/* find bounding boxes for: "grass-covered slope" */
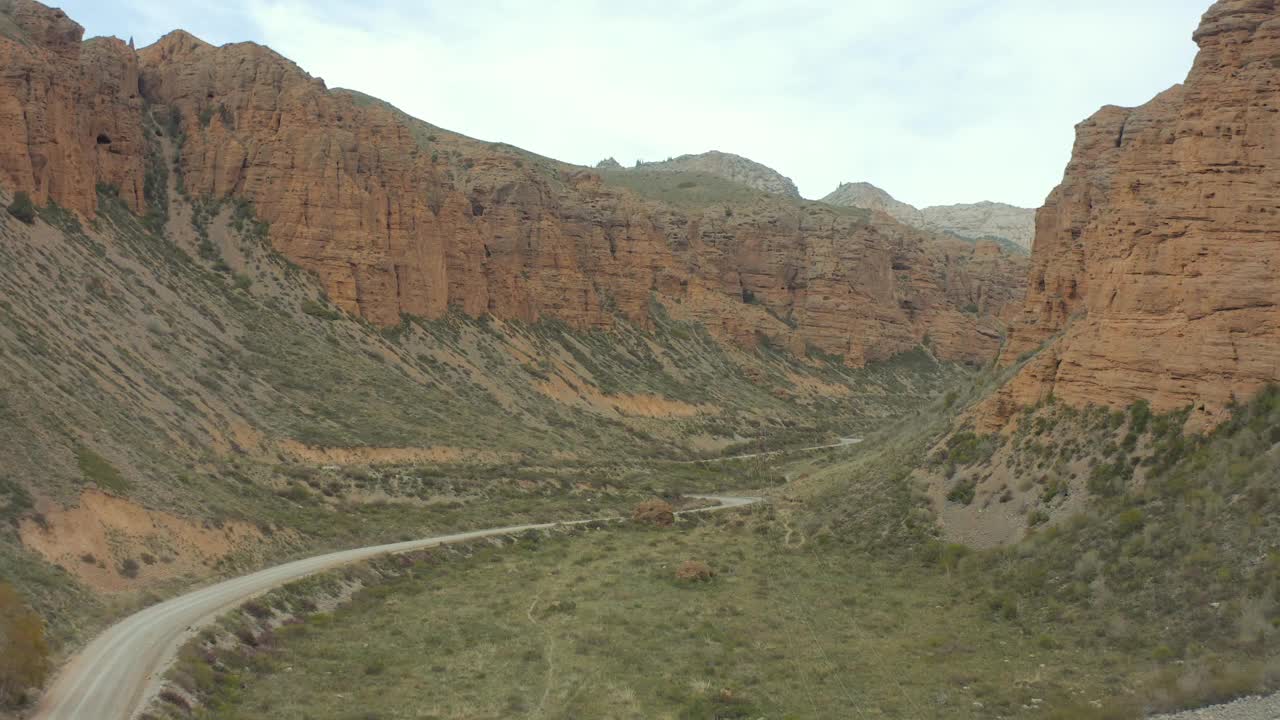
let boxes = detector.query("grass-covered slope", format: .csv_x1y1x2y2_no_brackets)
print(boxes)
154,380,1280,719
0,174,965,711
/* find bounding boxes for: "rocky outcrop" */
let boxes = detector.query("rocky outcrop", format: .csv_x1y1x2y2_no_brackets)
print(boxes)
920,202,1035,252
630,151,802,198
984,0,1280,430
0,1,1025,368
823,182,924,226
823,182,1035,251
0,1,146,216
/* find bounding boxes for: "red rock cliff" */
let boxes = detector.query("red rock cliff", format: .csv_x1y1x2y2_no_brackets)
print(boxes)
988,0,1280,429
0,1,146,214
0,1,1025,367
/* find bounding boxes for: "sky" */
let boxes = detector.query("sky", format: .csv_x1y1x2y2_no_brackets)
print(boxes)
60,1,1209,208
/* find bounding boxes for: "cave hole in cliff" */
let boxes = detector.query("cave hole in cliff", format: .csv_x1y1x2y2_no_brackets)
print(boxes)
471,201,485,217
96,134,111,145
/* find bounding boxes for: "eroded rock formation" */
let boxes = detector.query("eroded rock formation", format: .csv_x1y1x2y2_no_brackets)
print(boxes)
0,0,1025,367
984,0,1280,430
0,1,146,215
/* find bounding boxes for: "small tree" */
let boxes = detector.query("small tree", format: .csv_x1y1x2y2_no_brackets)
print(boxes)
6,192,36,224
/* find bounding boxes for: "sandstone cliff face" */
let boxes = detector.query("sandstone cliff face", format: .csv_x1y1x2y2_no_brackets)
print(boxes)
630,151,802,199
0,1,145,215
134,29,1024,365
0,1,1025,367
822,182,1035,251
985,0,1280,430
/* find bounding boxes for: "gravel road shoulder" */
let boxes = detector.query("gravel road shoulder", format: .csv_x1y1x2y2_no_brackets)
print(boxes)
1150,694,1280,720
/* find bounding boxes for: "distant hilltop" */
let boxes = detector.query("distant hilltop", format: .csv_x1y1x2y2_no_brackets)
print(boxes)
822,181,1034,252
603,151,801,199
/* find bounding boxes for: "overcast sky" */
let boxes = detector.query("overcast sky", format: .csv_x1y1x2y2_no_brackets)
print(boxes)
62,1,1208,208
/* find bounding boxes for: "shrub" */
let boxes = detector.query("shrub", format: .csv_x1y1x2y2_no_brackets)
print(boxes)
675,560,715,582
946,479,976,506
6,192,36,224
75,446,132,494
119,558,141,578
0,583,48,707
242,601,272,620
234,627,258,646
939,543,971,575
302,299,342,321
158,689,191,710
1115,509,1145,536
1130,400,1152,435
632,499,675,527
1087,461,1131,498
941,432,999,467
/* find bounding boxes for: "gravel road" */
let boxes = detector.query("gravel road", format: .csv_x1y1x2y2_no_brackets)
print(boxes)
32,494,759,720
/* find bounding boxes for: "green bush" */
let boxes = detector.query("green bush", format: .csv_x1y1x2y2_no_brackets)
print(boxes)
941,432,1000,467
1115,509,1145,536
1087,461,1131,498
75,446,132,494
6,192,36,224
302,299,342,321
0,583,48,707
946,479,976,506
1129,400,1152,435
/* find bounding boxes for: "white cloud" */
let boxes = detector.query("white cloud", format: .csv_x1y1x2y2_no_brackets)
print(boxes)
65,0,1208,208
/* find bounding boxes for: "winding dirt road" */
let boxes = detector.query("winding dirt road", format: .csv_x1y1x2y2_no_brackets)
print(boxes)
33,495,759,720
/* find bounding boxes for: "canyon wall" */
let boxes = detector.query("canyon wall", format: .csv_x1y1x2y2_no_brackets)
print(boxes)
984,0,1280,430
0,1,146,215
0,0,1025,367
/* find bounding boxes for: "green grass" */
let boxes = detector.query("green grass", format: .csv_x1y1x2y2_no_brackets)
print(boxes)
0,0,27,44
598,168,773,209
0,178,966,678
160,387,1280,719
170,519,1119,720
75,447,132,494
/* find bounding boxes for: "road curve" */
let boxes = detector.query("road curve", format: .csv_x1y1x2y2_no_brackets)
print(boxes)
33,495,760,720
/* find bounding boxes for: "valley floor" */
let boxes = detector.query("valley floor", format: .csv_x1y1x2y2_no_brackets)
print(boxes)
172,518,1116,720
143,387,1280,720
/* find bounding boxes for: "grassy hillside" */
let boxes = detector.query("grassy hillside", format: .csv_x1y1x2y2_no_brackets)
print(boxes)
150,374,1280,719
596,168,774,210
0,173,965,712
